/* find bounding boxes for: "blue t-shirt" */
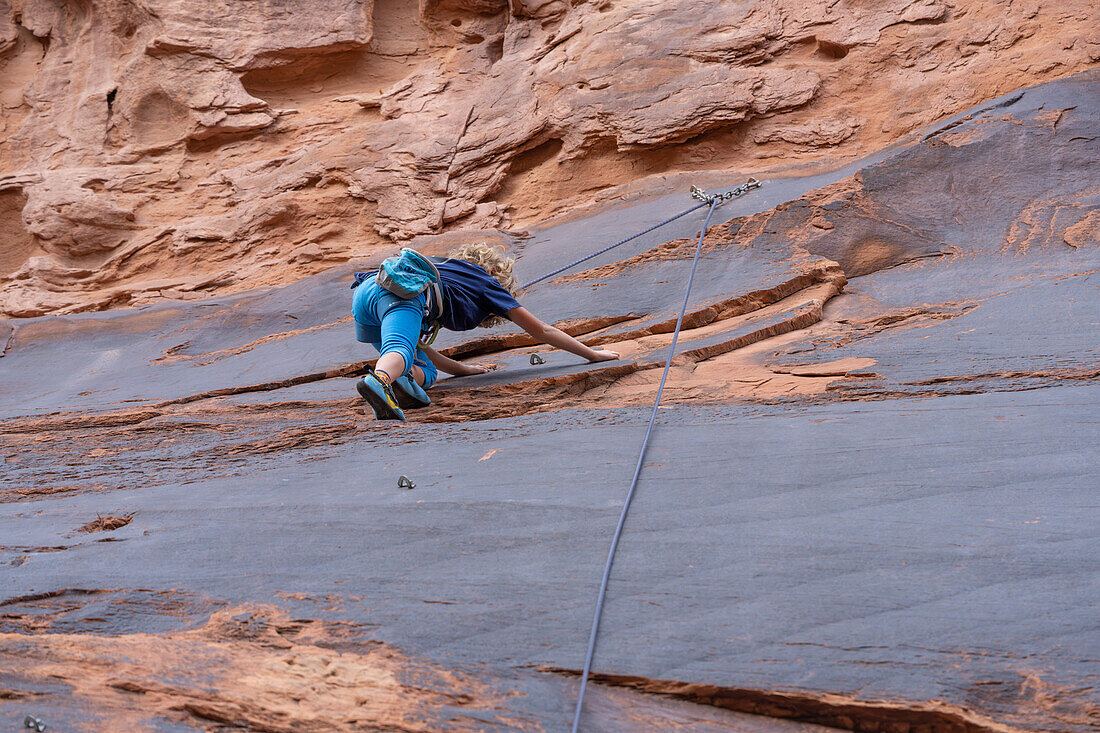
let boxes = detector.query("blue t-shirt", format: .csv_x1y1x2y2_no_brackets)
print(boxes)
351,258,521,332
434,259,521,331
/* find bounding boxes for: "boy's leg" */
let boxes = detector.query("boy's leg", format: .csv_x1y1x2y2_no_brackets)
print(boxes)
352,283,383,345
373,340,426,386
373,295,424,383
374,352,407,384
389,347,434,409
411,349,437,388
357,292,424,420
353,285,405,420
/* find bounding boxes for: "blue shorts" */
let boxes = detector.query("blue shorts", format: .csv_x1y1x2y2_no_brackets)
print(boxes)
352,283,437,387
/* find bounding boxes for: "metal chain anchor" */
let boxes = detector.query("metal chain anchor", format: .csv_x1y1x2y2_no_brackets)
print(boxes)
24,716,46,732
530,354,545,365
690,177,761,204
397,475,415,490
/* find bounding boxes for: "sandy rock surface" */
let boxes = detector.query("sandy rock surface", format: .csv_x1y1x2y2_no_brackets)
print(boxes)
1,69,1097,731
0,0,1096,317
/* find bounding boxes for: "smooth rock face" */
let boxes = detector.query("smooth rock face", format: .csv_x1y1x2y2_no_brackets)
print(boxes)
1,71,1097,732
1,0,1097,729
0,0,1097,317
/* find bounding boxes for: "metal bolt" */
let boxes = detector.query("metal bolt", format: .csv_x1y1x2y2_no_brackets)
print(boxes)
530,354,545,365
398,475,415,490
24,716,45,732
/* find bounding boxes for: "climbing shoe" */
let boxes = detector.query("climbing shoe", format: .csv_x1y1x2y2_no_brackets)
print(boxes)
392,374,431,409
357,373,406,421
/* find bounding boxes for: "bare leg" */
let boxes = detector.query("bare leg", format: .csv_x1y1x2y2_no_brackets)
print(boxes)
375,352,406,383
376,354,426,387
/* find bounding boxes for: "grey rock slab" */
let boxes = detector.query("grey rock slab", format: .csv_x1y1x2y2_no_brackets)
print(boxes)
2,70,1099,731
1,389,1097,728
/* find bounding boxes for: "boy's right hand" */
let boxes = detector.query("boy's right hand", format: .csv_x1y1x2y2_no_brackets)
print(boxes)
588,349,620,363
464,362,499,375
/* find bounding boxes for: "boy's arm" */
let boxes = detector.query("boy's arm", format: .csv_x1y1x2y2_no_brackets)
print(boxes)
420,345,496,376
506,307,619,362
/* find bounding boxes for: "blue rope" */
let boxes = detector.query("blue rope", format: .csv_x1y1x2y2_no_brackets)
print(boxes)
520,200,710,289
570,198,720,732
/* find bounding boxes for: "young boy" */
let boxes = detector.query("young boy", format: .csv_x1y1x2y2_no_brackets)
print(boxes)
352,243,620,421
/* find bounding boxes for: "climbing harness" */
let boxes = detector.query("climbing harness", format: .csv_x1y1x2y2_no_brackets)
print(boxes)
565,179,761,732
529,354,545,365
397,475,415,490
418,321,442,348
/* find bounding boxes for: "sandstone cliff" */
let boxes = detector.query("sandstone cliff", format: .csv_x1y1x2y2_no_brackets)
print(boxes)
1,3,1099,728
0,0,1096,317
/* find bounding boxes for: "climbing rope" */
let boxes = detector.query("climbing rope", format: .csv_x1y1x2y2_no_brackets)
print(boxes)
521,179,759,289
564,178,761,731
520,204,706,289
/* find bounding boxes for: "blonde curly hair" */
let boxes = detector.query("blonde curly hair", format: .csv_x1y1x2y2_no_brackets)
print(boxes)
450,242,518,328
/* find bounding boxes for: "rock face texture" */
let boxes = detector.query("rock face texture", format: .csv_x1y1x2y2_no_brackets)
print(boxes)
0,0,1097,317
1,69,1098,731
1,0,1098,730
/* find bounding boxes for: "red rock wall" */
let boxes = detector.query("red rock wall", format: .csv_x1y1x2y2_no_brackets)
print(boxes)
0,0,1095,317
